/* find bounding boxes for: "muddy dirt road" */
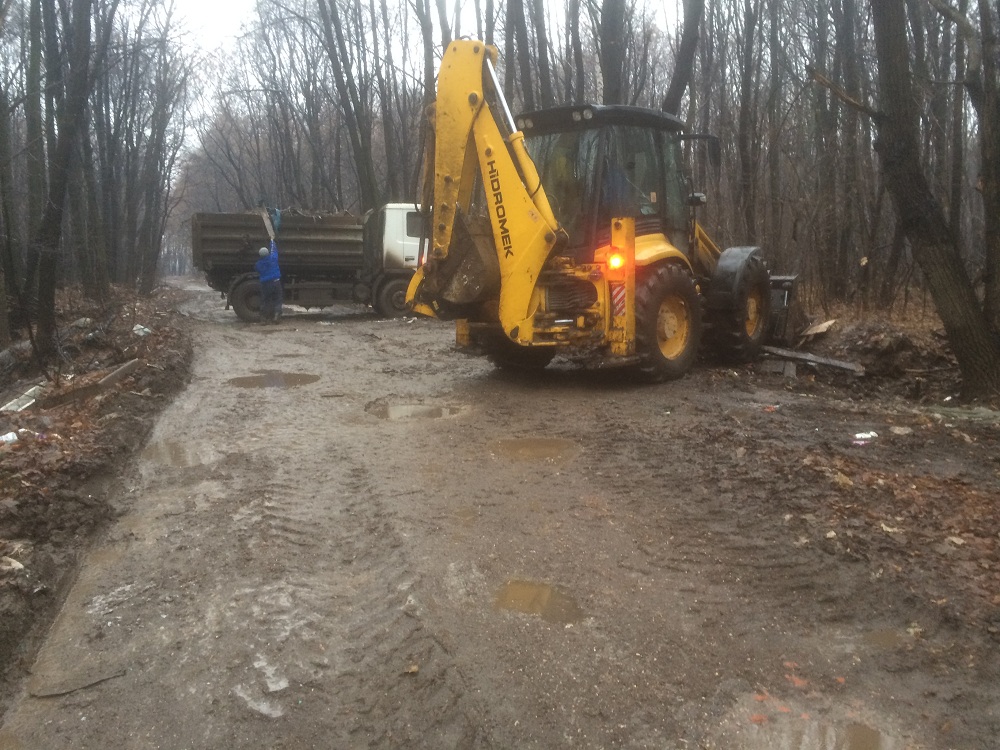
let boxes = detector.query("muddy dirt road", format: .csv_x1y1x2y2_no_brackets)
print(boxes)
2,281,999,749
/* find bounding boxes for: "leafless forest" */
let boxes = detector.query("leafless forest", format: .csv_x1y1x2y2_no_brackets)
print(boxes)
1,0,999,395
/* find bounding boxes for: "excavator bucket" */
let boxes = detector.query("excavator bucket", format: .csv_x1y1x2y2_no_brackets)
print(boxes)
429,211,501,308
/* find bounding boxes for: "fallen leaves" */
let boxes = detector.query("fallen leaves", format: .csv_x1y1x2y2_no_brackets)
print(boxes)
785,673,809,689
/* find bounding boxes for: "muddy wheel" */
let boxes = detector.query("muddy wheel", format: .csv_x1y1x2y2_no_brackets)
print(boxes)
231,279,262,323
634,264,702,382
480,330,556,371
376,277,410,318
709,254,771,363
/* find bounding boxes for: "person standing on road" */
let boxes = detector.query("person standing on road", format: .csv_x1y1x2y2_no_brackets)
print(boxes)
256,239,282,324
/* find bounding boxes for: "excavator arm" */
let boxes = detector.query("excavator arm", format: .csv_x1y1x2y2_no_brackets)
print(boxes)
407,41,565,341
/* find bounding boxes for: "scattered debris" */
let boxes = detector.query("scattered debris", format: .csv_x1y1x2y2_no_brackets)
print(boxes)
759,359,797,377
762,345,865,374
0,556,25,572
1,385,45,413
39,359,143,409
798,318,837,341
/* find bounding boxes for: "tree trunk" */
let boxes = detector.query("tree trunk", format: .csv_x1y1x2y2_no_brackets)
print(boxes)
975,0,1000,330
0,82,24,299
661,0,705,115
508,0,534,111
567,0,585,103
316,0,381,211
530,0,554,107
34,0,95,358
871,0,1000,399
599,0,626,105
736,0,761,242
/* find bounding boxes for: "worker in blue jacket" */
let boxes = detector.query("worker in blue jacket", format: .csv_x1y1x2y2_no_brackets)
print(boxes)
256,239,282,323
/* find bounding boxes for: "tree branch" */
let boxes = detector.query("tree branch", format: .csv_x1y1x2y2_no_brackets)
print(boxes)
807,65,882,120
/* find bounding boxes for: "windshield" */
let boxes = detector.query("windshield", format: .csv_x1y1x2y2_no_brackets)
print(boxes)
524,129,600,250
527,124,684,253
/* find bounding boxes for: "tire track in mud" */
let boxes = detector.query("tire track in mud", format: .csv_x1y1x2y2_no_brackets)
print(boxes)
251,448,485,747
192,320,489,747
1,302,492,749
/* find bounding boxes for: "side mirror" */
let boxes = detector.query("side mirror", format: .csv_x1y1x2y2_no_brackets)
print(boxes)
687,192,707,207
679,133,722,170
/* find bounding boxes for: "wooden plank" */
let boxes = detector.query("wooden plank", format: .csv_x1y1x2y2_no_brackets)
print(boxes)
258,207,276,241
762,346,865,374
39,359,143,409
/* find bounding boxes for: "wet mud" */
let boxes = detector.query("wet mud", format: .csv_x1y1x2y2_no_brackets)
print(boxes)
1,279,997,749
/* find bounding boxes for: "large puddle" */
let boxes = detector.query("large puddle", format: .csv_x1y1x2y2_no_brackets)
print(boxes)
367,403,464,420
746,719,896,749
494,580,584,625
227,371,320,389
492,438,580,463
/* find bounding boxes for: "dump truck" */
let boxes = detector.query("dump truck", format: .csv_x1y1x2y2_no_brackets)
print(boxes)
406,40,795,379
191,203,422,321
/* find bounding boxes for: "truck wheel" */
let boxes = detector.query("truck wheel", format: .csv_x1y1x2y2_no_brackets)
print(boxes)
634,264,702,382
375,277,410,317
231,279,262,322
480,330,556,371
708,254,771,363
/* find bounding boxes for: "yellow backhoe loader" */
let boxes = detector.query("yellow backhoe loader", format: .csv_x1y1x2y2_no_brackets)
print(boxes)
407,40,795,380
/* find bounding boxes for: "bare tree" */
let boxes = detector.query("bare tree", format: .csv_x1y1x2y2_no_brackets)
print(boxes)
870,0,1000,397
316,0,381,210
31,0,100,356
599,0,626,104
661,0,705,114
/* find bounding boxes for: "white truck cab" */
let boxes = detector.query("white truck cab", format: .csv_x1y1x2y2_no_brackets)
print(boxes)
379,203,423,271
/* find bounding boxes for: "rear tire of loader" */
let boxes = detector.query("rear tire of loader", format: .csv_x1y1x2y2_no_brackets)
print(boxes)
634,264,702,382
231,279,262,323
481,330,556,371
708,254,771,363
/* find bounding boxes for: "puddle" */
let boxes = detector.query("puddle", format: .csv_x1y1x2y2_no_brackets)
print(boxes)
494,580,584,624
492,438,580,462
839,724,885,749
368,403,463,420
227,371,320,389
142,440,216,467
863,628,908,649
732,703,904,750
756,721,891,749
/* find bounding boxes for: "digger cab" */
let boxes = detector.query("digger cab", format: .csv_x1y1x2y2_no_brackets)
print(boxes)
516,104,692,263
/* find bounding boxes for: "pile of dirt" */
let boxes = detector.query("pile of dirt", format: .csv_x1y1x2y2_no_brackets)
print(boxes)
777,307,972,405
0,286,192,686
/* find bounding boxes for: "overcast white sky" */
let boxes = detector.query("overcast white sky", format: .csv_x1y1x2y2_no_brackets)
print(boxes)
170,0,680,52
171,0,256,52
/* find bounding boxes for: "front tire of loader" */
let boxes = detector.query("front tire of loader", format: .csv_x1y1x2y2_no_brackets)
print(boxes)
231,278,262,323
635,264,702,382
708,254,771,363
375,277,410,317
480,330,556,371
